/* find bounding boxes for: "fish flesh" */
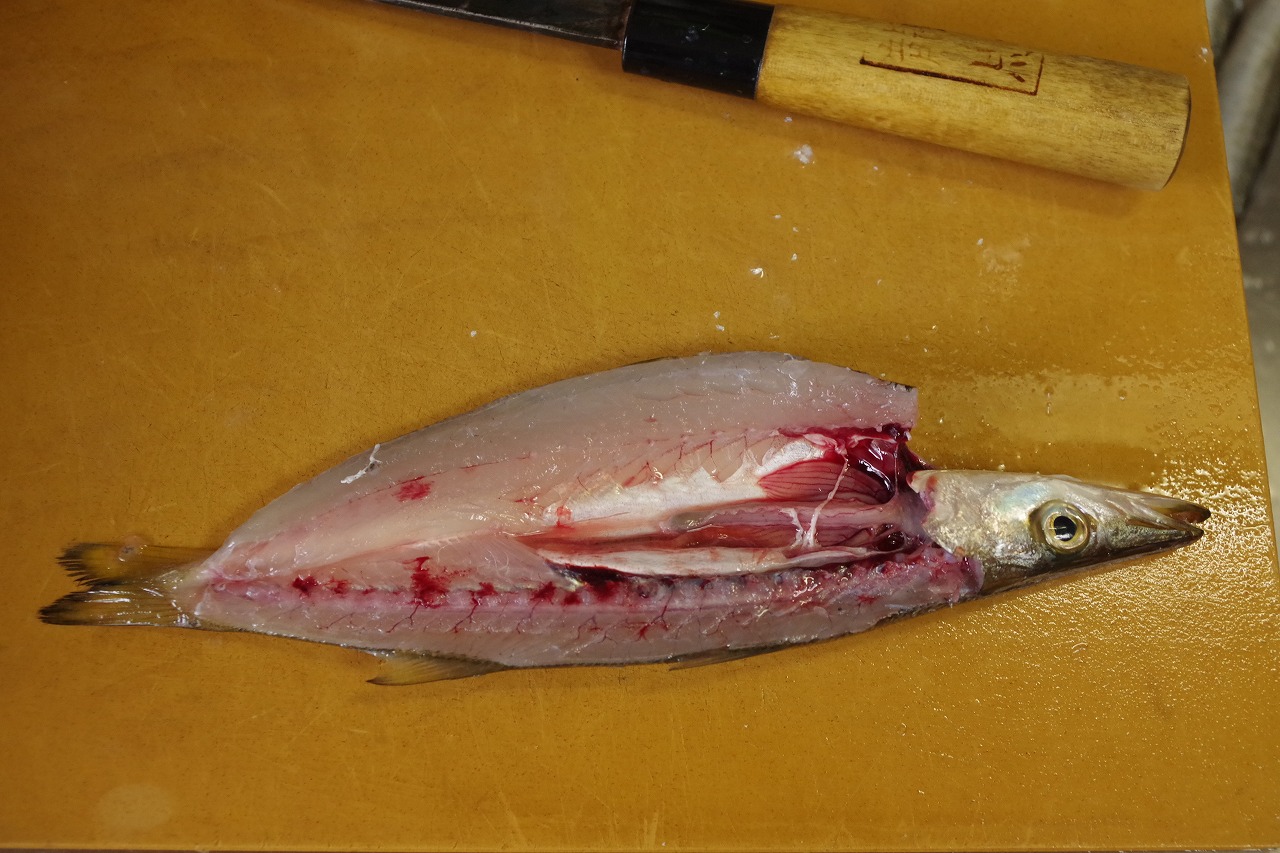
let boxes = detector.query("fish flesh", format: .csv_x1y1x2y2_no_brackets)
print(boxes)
40,353,1209,684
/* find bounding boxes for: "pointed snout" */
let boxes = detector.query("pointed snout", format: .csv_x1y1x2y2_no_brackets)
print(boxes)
1110,492,1210,555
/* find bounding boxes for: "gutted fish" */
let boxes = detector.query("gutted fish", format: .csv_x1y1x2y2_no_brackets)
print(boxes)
41,353,1209,684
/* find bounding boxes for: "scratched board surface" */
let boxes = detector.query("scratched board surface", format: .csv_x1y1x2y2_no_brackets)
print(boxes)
1,0,1277,849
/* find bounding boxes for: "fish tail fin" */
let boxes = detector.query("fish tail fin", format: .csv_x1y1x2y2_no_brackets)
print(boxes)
55,540,213,585
39,540,212,628
39,585,190,627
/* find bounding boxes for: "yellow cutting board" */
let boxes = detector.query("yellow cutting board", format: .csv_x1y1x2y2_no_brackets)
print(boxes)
1,0,1276,848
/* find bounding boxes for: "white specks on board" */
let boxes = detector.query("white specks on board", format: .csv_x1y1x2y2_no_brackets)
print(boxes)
469,329,477,338
749,267,765,278
792,144,814,165
790,253,798,262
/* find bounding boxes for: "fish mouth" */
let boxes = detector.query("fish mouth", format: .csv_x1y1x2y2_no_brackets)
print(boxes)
1115,493,1210,553
1142,492,1211,526
1134,492,1209,528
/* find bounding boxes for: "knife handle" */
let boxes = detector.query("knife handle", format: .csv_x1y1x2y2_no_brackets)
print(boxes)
621,0,1190,189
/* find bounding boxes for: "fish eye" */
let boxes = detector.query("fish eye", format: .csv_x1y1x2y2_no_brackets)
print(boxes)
1034,502,1091,554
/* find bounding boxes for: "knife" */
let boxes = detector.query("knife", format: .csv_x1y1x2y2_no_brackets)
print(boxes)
370,0,1191,190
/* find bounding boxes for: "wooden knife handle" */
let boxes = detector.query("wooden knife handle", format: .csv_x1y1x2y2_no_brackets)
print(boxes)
621,0,1191,189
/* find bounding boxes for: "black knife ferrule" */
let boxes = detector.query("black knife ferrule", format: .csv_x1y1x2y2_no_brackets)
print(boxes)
621,0,775,98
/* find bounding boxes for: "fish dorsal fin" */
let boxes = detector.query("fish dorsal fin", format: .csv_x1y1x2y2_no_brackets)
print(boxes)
668,646,780,670
365,650,509,685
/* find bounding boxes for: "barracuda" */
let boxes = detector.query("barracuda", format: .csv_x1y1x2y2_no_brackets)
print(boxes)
40,353,1208,684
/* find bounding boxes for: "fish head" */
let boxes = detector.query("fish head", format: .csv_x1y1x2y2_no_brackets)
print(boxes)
908,470,1209,592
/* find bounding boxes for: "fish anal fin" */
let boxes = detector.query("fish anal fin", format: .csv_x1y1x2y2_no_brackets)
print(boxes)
365,650,509,685
668,646,781,670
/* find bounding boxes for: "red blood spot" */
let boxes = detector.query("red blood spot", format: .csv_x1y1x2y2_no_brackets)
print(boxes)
410,566,449,608
555,505,573,528
563,590,583,606
532,582,558,603
394,477,432,502
292,575,319,595
328,579,350,595
476,582,497,597
403,556,449,607
857,594,879,605
584,578,622,602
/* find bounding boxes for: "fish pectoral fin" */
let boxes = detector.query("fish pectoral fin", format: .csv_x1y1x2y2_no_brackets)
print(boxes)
667,646,781,670
364,650,509,685
435,536,582,591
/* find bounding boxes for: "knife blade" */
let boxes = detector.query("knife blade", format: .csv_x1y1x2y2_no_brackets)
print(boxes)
373,0,629,49
368,0,1191,190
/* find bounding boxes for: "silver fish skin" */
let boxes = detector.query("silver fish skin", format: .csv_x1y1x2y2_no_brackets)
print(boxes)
910,470,1209,592
40,353,1209,684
